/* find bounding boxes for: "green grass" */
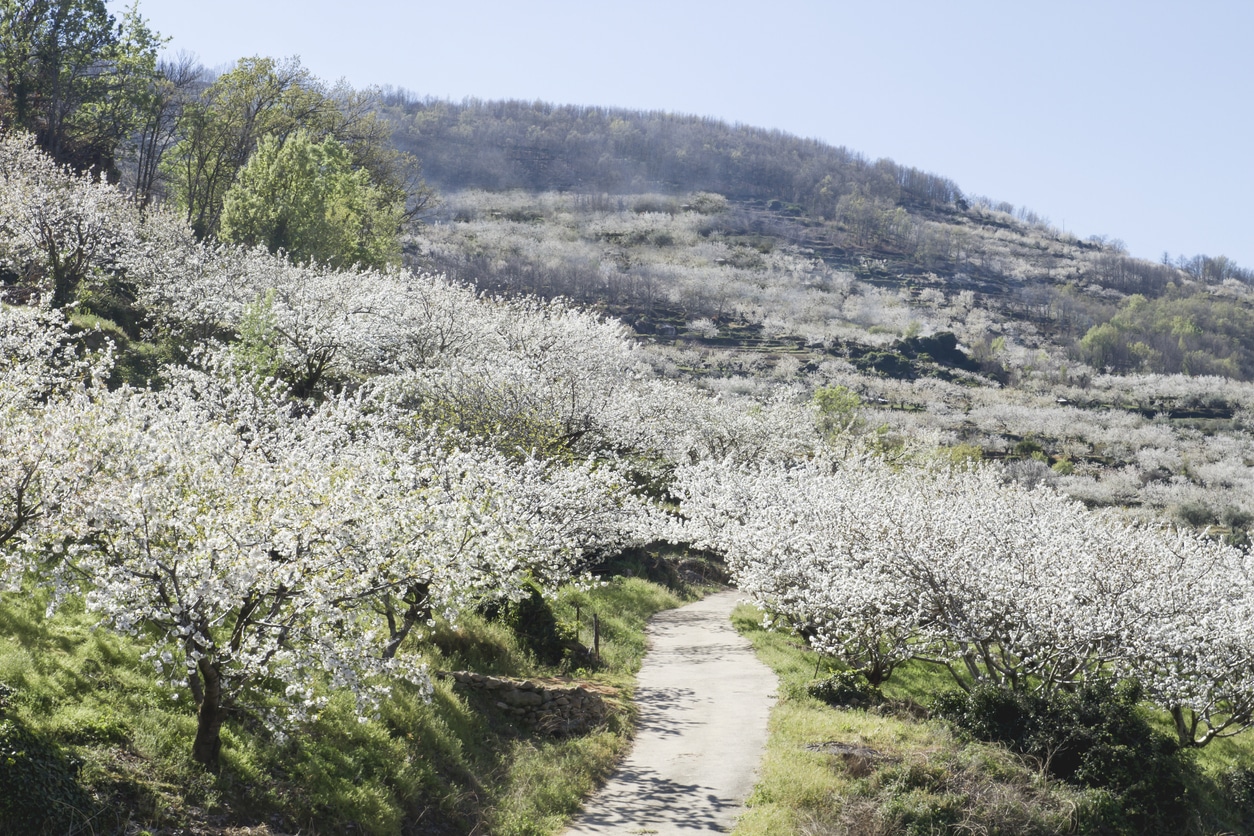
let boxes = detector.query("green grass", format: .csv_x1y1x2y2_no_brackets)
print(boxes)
729,605,1106,836
731,604,1254,835
0,575,695,835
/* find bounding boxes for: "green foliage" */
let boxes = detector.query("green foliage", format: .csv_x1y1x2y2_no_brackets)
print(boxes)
73,276,145,339
408,402,569,460
220,130,402,269
806,670,880,708
67,311,128,350
933,681,1195,835
855,349,914,378
893,331,979,372
76,2,165,174
941,443,984,465
813,384,862,438
109,338,179,389
230,289,282,379
0,685,94,835
164,56,329,236
68,306,180,390
847,335,983,383
1171,499,1214,528
165,55,426,240
1219,767,1254,832
1079,290,1254,378
876,762,966,836
0,0,162,173
1012,437,1044,458
1220,506,1252,547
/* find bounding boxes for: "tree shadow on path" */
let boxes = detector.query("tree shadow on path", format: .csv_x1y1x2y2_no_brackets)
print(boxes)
565,764,740,832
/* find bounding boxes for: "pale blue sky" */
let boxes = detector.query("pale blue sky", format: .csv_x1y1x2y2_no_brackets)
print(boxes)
113,0,1254,268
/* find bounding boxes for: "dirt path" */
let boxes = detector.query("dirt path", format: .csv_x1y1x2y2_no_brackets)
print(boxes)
563,590,777,835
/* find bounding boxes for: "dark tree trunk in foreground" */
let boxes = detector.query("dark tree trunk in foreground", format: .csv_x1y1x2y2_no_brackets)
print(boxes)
192,658,224,767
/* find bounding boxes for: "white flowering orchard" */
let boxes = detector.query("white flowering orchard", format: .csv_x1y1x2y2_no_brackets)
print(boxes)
5,125,1252,770
675,455,1254,746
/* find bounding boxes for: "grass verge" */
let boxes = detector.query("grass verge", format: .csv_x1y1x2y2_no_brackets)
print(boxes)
729,604,1254,836
0,575,698,835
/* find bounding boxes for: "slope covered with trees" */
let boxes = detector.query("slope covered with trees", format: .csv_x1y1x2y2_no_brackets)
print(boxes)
4,14,1254,831
0,125,811,832
386,96,963,213
389,96,1254,388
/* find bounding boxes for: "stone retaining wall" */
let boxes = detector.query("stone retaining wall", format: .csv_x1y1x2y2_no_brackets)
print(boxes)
438,670,609,735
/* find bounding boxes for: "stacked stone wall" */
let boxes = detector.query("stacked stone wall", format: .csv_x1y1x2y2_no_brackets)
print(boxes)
438,670,609,735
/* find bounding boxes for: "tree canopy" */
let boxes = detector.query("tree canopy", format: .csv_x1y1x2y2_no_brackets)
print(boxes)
220,130,402,270
0,0,162,174
164,55,429,240
1079,290,1254,378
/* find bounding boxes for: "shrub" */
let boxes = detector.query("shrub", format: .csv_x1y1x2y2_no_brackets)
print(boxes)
855,350,914,379
1220,767,1254,832
687,192,727,215
861,746,1078,836
1172,500,1214,528
1013,438,1044,458
807,670,880,709
933,681,1194,835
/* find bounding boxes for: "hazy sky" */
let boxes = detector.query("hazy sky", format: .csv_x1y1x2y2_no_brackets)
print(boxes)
112,0,1254,268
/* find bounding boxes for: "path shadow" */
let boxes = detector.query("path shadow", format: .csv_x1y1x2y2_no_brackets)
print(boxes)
634,685,701,736
566,764,739,833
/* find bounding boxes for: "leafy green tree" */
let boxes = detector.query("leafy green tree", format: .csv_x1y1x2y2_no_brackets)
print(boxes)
164,56,329,237
219,130,402,269
77,2,164,171
0,0,162,174
163,55,429,238
1078,291,1254,378
813,384,863,438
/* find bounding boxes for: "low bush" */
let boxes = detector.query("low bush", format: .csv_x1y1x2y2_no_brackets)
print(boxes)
933,680,1194,835
806,670,880,709
1219,767,1254,832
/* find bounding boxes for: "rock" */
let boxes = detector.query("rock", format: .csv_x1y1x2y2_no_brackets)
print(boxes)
502,688,544,707
445,670,610,734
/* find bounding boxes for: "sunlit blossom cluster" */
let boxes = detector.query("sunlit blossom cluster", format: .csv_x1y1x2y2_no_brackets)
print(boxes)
0,133,819,758
675,454,1254,746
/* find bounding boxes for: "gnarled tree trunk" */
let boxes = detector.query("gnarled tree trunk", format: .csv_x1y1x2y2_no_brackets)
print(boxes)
192,657,224,767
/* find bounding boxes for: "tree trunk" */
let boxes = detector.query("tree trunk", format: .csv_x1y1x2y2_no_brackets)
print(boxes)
51,267,76,309
191,658,224,767
382,582,431,660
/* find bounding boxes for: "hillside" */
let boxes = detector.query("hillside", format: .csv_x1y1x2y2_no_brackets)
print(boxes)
5,40,1254,834
388,97,1254,383
376,97,1254,542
